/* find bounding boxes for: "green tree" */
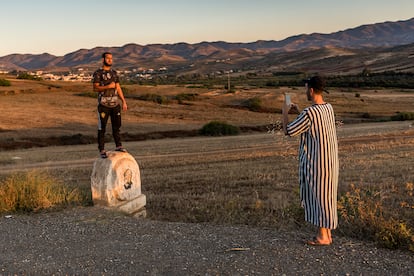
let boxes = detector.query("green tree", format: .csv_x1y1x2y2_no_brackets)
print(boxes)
0,78,11,86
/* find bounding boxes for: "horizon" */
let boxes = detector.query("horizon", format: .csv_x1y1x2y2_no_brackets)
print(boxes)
1,0,413,57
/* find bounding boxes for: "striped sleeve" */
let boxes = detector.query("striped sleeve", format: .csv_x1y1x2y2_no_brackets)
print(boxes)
286,109,311,137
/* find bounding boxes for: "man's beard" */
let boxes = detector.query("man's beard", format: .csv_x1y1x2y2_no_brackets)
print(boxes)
103,61,112,67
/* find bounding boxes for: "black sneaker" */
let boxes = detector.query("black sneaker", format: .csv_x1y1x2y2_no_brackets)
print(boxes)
115,147,127,152
100,151,108,158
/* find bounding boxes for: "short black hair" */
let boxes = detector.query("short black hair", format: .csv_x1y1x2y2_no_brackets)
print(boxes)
304,76,329,94
102,52,111,59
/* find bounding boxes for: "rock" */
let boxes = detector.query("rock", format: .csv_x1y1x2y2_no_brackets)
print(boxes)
90,151,146,215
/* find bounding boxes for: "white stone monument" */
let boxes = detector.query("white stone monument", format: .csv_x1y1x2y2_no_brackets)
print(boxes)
91,151,146,216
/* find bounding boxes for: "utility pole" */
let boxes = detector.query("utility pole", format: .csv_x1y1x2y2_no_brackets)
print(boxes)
227,71,230,92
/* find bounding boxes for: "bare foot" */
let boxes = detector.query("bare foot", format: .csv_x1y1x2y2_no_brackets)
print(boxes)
306,237,331,246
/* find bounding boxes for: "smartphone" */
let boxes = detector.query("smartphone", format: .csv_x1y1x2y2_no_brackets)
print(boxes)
284,94,291,106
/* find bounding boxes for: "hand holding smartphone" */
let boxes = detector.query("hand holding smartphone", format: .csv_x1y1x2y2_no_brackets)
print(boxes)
284,93,299,114
284,94,291,107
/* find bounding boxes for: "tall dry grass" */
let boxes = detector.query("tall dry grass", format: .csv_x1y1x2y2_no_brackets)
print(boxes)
0,170,89,213
338,183,414,251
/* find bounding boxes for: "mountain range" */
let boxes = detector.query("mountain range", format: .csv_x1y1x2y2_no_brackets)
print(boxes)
1,17,413,75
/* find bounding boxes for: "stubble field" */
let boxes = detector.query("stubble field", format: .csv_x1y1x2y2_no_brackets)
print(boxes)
0,76,413,250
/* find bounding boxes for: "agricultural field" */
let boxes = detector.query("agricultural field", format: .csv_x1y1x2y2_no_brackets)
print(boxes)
0,76,413,250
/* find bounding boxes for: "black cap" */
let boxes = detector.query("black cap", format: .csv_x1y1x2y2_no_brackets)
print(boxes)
304,76,330,94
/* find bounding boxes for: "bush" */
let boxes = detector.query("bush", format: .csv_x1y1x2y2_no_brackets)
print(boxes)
265,80,279,87
199,121,240,136
174,93,198,103
0,78,11,86
138,93,169,104
16,72,42,81
362,112,371,119
391,112,414,121
243,97,262,112
338,184,414,251
0,171,88,213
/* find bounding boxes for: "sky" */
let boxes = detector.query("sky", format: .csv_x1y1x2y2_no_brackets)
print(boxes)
1,0,413,57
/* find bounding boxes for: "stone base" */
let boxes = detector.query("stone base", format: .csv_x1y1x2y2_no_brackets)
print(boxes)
132,208,147,218
116,194,146,215
91,151,146,216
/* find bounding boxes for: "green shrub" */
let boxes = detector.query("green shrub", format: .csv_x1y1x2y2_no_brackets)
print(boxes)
0,78,11,86
391,112,414,121
199,121,240,136
174,93,198,103
243,97,262,112
138,93,169,104
16,72,42,81
362,112,371,119
265,80,279,87
0,171,88,213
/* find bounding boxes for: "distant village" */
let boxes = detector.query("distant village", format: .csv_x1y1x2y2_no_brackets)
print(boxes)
3,66,170,82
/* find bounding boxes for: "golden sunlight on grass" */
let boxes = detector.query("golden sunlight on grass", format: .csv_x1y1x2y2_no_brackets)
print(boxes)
0,170,89,213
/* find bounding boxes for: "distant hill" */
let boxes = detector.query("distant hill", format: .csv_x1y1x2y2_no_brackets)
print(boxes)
1,17,413,75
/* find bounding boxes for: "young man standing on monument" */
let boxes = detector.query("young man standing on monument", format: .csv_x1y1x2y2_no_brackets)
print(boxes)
93,52,128,158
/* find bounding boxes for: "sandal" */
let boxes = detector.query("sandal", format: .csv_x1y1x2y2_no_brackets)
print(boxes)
100,151,108,159
306,237,331,246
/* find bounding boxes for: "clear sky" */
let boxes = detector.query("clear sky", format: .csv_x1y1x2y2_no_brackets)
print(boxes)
1,0,413,57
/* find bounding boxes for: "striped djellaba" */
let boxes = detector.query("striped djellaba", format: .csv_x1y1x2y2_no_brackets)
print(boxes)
286,103,339,229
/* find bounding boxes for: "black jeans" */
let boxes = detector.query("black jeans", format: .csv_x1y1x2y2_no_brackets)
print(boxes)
97,104,122,151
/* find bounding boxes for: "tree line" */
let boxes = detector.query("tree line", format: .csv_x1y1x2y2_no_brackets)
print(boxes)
121,71,414,89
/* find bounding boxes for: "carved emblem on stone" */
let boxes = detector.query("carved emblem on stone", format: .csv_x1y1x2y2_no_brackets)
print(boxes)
124,169,133,190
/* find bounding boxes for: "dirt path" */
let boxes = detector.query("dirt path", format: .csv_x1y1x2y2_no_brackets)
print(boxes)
1,207,413,275
1,130,413,174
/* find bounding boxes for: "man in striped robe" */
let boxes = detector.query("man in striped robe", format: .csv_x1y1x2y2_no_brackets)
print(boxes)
282,76,339,246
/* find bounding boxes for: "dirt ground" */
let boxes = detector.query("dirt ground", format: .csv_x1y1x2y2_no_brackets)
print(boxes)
1,124,413,275
1,80,413,141
1,80,413,274
1,206,413,275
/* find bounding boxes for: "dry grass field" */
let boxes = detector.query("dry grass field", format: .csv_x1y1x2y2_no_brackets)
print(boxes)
1,76,413,250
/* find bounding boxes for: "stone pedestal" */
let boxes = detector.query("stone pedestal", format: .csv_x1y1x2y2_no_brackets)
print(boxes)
91,151,146,216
